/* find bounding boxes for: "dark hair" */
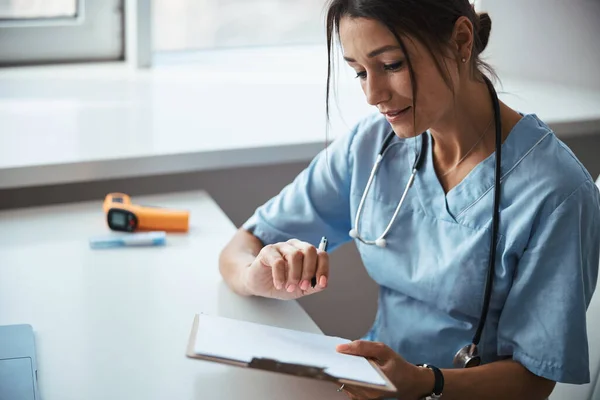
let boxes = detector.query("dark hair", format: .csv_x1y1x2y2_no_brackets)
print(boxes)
325,0,495,129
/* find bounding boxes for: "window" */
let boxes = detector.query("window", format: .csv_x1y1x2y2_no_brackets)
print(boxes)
0,0,123,66
0,0,77,19
152,0,328,53
149,1,484,66
0,1,485,67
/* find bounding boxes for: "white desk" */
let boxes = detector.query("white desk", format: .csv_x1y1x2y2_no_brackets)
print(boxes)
0,190,347,400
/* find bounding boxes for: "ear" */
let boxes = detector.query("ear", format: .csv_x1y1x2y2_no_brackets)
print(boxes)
452,16,475,64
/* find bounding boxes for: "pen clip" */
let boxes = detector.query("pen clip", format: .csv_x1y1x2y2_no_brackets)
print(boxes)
318,236,328,252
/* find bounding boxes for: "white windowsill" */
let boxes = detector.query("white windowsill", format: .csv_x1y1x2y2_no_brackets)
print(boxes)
1,46,599,190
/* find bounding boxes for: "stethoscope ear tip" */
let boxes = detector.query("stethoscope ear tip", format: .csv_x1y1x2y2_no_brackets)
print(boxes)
375,238,387,248
349,229,358,239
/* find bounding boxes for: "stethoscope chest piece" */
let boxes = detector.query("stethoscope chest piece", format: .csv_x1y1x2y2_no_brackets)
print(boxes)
453,343,481,368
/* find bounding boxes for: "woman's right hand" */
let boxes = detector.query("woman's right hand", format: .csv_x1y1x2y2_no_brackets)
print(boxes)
242,239,329,300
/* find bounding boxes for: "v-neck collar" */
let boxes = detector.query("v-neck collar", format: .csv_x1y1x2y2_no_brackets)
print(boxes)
413,114,549,223
413,133,457,222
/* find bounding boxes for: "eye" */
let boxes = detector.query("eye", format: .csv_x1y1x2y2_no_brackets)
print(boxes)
384,61,404,71
355,71,367,80
354,60,403,80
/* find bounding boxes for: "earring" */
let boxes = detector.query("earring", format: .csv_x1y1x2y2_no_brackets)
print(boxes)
461,57,467,63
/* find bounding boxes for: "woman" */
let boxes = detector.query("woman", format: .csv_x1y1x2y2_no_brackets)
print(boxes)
219,1,600,399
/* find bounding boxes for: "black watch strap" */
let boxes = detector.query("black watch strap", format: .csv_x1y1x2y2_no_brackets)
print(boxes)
417,363,444,397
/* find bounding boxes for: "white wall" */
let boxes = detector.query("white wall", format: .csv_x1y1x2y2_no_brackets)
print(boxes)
481,0,600,90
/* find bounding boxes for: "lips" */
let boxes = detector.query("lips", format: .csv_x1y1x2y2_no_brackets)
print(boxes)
382,106,411,123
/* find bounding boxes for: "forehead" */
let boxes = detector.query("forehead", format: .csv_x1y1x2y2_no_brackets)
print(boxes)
338,17,396,50
338,16,418,58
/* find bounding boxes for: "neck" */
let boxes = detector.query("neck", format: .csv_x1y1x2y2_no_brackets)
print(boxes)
429,78,495,170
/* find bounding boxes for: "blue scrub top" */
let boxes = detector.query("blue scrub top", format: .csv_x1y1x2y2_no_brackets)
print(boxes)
242,113,600,384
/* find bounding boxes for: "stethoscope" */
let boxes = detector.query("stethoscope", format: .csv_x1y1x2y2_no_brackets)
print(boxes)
350,76,502,368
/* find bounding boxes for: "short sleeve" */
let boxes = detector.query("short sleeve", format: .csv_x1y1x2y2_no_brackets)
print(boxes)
497,180,600,384
241,124,359,251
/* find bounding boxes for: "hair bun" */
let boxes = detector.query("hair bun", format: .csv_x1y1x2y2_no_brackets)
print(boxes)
477,12,492,52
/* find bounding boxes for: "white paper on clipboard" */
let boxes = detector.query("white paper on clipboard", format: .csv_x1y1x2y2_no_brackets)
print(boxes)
189,314,388,387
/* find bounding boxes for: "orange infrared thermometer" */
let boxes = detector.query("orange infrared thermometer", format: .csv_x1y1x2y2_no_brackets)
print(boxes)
103,193,190,233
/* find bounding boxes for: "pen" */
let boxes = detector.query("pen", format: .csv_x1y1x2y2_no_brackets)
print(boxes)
311,236,328,288
89,231,166,249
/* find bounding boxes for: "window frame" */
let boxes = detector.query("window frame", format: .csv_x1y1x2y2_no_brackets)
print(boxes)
0,0,124,66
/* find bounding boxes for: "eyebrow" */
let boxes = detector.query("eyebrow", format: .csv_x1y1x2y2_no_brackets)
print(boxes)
343,45,402,63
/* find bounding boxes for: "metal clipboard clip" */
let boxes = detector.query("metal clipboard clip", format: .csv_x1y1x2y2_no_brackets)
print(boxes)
248,357,338,383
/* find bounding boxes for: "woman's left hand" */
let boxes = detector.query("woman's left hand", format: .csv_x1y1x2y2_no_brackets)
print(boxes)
335,340,432,400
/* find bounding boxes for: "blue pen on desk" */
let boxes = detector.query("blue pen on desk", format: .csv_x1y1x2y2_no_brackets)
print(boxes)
311,236,328,288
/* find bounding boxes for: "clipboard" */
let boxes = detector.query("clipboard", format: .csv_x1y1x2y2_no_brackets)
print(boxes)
185,314,397,394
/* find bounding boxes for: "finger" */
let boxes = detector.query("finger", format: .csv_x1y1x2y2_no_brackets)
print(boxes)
336,340,392,361
287,239,317,291
275,242,304,292
260,245,287,290
314,249,330,289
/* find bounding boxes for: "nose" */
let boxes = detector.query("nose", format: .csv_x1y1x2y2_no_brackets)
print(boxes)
364,74,391,106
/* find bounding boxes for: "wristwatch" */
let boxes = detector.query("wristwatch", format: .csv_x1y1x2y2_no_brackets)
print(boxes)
417,363,444,399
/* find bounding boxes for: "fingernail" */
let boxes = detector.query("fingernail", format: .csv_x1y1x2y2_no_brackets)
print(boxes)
319,275,327,288
287,284,296,293
337,343,350,352
300,280,309,291
275,282,282,290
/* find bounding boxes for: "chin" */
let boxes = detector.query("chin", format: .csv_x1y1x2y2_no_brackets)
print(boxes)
390,122,419,138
